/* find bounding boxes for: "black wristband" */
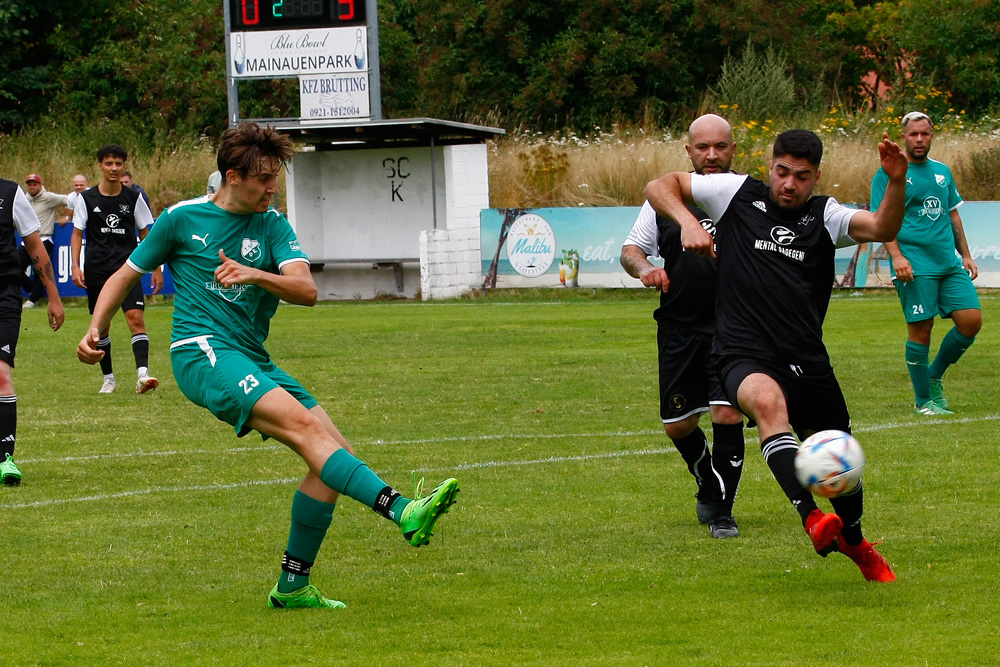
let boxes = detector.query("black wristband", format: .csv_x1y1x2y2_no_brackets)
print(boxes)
281,551,314,576
373,485,401,519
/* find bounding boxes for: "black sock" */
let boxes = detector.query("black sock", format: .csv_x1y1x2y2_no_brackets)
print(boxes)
98,336,113,376
131,333,149,369
672,427,721,497
0,395,15,458
761,432,816,522
712,422,745,511
830,483,864,545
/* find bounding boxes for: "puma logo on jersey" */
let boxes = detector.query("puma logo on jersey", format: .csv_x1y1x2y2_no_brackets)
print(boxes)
753,200,767,213
192,233,210,248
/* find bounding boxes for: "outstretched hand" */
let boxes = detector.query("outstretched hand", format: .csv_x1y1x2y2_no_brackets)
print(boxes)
77,328,105,364
877,132,908,180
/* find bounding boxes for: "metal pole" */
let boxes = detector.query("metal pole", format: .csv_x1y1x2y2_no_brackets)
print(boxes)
366,0,382,120
222,0,240,126
430,135,438,230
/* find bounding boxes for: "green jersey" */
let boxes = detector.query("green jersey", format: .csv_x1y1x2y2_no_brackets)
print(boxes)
871,158,963,276
127,196,309,360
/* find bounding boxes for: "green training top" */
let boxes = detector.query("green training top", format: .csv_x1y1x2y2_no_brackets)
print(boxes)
127,196,309,361
871,158,963,276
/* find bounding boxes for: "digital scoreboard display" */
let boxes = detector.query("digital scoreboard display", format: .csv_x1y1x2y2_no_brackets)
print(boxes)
230,0,366,31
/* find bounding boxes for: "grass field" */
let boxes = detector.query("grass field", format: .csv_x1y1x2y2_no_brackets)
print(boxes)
4,290,999,666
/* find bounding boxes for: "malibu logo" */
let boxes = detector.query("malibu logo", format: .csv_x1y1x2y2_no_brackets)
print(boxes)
506,214,556,278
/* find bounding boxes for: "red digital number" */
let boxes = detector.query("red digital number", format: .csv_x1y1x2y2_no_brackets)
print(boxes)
242,0,260,25
338,0,354,20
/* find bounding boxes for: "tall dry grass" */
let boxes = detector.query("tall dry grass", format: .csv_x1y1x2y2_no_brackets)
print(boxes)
489,125,1000,208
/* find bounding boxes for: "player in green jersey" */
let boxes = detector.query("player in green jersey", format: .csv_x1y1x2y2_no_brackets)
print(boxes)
77,122,459,609
871,112,982,416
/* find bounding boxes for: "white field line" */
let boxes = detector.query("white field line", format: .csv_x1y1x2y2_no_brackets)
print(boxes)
3,414,996,510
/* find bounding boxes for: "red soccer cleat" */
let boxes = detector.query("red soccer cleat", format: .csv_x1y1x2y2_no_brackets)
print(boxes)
839,537,896,582
804,509,843,557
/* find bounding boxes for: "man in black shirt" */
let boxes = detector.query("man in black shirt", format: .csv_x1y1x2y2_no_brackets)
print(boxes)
72,144,162,394
621,114,744,539
645,130,907,582
0,178,64,485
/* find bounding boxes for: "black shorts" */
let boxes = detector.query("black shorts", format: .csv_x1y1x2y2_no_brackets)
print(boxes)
0,281,22,367
86,273,146,315
657,323,729,423
720,358,851,440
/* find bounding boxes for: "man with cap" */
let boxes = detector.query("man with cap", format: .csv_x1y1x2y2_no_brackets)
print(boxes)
19,174,68,309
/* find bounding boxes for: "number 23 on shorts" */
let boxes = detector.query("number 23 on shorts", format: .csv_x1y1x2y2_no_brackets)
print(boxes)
240,373,260,394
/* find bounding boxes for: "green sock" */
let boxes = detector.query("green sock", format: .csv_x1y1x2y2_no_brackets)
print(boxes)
278,491,335,593
319,449,410,524
905,340,931,405
929,327,975,379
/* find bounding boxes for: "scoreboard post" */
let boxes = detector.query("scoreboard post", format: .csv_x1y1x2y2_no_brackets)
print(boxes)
223,0,381,125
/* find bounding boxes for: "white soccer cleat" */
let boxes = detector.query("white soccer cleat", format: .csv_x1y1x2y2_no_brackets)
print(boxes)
99,377,116,394
136,375,159,394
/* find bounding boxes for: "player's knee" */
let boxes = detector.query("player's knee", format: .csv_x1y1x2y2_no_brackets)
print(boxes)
711,405,743,425
664,416,699,440
957,312,983,338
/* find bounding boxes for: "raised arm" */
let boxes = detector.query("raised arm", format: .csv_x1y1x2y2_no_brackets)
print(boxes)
644,172,714,257
849,133,908,243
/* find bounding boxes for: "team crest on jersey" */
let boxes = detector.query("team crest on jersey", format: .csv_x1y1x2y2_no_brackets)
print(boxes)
770,226,797,245
921,196,943,220
796,213,815,226
241,238,262,262
119,204,131,214
935,174,946,186
289,240,301,251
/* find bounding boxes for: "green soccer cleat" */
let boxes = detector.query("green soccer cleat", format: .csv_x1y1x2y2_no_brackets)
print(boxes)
928,377,949,411
1,453,22,486
914,400,954,416
267,584,346,609
399,477,460,547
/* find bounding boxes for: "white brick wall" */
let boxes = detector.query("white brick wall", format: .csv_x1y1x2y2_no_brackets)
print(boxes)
420,144,490,300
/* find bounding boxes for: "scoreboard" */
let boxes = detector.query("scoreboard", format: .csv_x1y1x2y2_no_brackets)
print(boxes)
229,0,366,31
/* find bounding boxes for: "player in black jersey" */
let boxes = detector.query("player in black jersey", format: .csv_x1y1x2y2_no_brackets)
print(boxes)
621,114,744,539
645,130,908,582
0,179,64,486
71,145,162,395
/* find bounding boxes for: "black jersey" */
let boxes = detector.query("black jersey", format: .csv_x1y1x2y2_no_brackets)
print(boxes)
652,205,717,334
1,179,41,285
696,175,856,367
76,185,151,278
0,179,20,283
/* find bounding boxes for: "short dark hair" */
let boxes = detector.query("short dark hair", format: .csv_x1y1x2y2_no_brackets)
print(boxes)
772,130,823,168
97,144,128,162
216,122,295,179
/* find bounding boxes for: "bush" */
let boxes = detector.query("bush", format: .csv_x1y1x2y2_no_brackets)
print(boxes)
710,41,797,123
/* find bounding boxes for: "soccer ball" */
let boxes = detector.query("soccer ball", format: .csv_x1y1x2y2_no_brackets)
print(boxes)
794,430,866,498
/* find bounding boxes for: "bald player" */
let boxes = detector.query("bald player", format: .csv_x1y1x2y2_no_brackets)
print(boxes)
620,114,745,539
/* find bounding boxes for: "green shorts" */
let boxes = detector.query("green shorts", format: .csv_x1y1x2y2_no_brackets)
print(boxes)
894,265,981,323
170,335,318,438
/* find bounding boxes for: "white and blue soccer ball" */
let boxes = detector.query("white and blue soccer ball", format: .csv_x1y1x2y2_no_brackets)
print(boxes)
794,430,866,498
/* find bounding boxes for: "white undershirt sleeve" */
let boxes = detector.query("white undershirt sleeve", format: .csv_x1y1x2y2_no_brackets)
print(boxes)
689,173,749,222
13,187,41,237
622,201,660,257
